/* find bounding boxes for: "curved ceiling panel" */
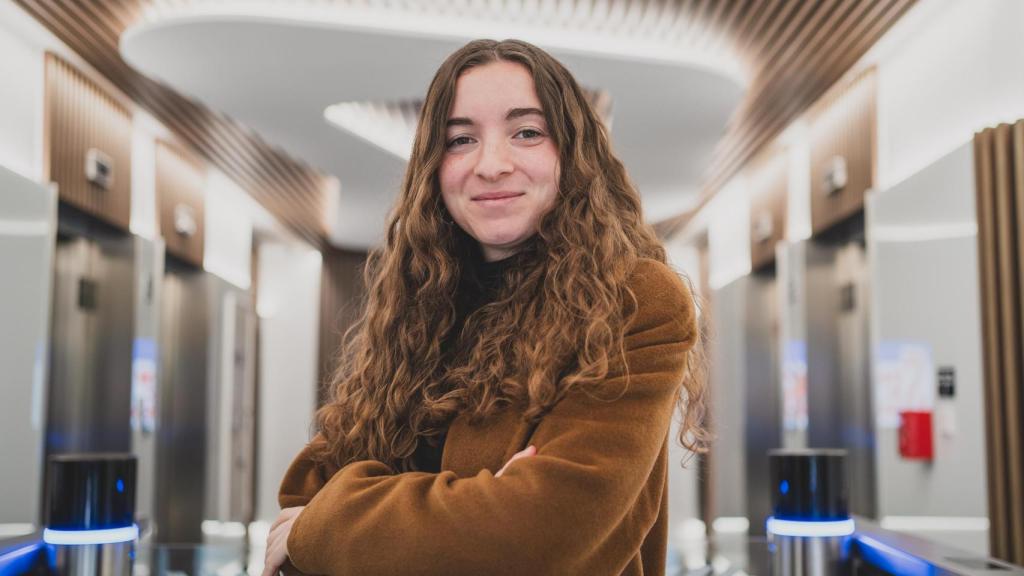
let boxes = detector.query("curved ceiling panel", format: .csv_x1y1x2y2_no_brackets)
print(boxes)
122,12,745,249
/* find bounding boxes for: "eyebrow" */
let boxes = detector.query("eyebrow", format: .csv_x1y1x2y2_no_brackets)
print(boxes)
446,107,546,128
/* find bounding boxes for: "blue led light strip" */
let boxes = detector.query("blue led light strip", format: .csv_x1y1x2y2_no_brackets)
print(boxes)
766,517,856,538
42,524,138,546
854,534,935,576
0,543,45,575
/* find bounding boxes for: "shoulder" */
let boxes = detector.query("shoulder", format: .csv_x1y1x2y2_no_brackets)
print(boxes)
626,258,693,307
623,258,698,347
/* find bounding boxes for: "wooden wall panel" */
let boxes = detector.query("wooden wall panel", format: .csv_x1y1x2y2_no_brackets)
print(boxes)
748,148,788,270
973,121,1024,564
21,2,331,248
45,53,132,231
156,140,205,267
317,248,368,406
808,68,877,236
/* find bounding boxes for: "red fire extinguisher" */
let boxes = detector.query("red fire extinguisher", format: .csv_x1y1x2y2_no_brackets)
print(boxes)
898,410,934,460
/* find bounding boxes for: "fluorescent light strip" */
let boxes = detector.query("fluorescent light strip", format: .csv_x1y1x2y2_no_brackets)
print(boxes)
201,520,247,538
872,222,977,243
712,517,750,534
880,516,989,532
0,524,36,538
43,524,138,546
766,517,855,538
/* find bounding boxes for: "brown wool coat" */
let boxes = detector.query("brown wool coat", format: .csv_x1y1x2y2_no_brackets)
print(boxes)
278,258,698,576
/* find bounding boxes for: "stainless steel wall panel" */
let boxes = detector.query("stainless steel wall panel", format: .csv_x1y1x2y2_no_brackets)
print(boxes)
131,235,164,536
744,271,782,535
710,276,749,522
804,241,843,450
205,277,256,525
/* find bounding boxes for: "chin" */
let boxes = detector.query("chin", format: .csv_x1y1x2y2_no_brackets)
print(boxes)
476,228,531,250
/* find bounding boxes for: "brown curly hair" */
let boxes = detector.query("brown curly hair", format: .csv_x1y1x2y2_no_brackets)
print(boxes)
314,39,708,472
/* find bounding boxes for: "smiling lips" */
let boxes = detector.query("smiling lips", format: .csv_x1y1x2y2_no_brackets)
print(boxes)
472,191,525,202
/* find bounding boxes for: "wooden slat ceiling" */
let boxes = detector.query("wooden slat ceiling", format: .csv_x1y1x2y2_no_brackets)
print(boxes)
659,0,917,235
16,0,917,247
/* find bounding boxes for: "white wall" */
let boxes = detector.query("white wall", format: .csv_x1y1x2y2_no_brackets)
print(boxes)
782,121,812,242
130,113,160,240
204,170,254,290
256,242,322,521
867,143,989,554
875,0,1024,190
706,176,751,290
663,239,703,544
681,0,1024,253
860,0,1022,550
0,3,67,533
0,5,44,182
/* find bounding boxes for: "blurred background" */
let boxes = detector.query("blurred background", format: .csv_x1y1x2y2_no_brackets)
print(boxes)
1,0,1023,574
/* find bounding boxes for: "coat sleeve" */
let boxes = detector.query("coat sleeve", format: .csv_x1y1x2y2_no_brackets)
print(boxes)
278,435,336,509
284,260,698,576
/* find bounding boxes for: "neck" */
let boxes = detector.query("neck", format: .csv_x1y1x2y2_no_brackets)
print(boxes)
481,245,518,262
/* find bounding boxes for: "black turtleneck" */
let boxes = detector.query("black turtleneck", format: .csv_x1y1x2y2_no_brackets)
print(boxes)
410,254,515,473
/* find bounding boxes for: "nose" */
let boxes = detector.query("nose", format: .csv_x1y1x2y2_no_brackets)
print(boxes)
473,140,514,181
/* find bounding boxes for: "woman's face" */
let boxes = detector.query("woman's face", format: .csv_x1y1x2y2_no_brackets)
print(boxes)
439,60,560,262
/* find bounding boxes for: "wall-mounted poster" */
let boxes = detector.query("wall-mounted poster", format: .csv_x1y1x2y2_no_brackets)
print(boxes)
782,339,808,431
131,337,158,433
874,340,935,429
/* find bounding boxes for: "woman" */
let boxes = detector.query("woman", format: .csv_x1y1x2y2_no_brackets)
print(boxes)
264,38,706,576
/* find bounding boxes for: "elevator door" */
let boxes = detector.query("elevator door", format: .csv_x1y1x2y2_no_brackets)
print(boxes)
207,280,257,525
835,242,875,519
227,293,256,523
805,238,876,518
154,262,209,546
47,229,134,456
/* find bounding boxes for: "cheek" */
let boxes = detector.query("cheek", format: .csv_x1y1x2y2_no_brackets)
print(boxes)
535,154,560,207
438,162,461,210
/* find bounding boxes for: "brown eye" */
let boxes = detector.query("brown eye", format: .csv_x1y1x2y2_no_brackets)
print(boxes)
514,128,543,140
446,136,475,149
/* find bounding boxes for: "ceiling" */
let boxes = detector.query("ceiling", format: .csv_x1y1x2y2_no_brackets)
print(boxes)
16,0,916,250
120,10,744,248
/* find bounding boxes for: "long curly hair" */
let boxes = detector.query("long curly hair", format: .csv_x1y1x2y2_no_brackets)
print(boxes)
314,39,708,472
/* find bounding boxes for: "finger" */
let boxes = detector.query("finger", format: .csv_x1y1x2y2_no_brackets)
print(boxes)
267,518,294,550
508,445,537,463
265,520,291,561
496,445,537,477
269,507,302,533
264,529,291,576
269,513,289,534
262,543,283,576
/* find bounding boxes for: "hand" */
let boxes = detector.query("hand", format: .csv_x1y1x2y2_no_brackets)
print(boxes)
263,506,304,576
495,445,536,478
